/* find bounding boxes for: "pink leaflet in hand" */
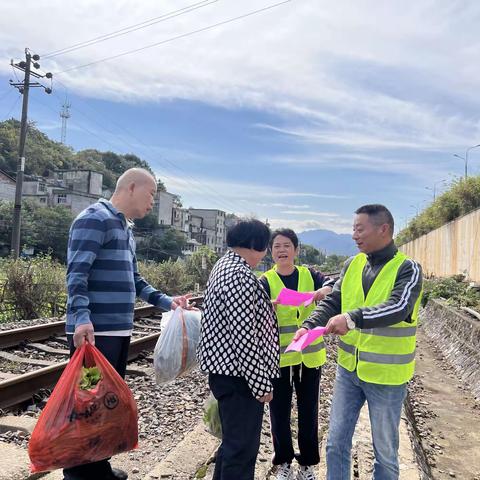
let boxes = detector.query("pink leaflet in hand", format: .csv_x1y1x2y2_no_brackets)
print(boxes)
276,288,314,307
285,327,327,352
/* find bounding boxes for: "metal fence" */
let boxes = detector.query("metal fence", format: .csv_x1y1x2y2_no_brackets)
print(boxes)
400,207,480,282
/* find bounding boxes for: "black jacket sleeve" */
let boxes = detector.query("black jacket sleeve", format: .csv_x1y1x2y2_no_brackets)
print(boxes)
258,275,270,297
302,258,423,330
302,258,353,329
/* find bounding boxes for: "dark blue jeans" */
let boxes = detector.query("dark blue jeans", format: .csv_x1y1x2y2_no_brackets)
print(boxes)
326,366,407,480
209,373,264,480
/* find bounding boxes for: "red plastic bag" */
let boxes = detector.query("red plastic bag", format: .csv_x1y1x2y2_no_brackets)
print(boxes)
28,342,138,473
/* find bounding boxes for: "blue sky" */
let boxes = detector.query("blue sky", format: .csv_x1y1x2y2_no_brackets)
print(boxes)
1,0,480,234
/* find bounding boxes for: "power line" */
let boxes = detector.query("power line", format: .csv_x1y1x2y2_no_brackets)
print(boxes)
4,94,21,118
49,81,241,213
55,0,292,74
0,89,13,103
42,0,218,59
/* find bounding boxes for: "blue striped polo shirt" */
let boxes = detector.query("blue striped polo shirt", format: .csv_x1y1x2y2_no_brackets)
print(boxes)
66,199,173,334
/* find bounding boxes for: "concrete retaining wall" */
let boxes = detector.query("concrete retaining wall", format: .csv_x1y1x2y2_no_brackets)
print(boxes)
420,299,480,399
400,207,480,282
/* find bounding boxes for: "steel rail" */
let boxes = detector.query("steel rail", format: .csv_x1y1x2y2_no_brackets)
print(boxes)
0,297,204,409
0,303,173,350
0,332,162,409
0,320,66,349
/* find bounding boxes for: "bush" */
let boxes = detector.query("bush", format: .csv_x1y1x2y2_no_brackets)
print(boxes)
0,254,66,321
185,247,218,290
137,259,193,296
422,276,480,310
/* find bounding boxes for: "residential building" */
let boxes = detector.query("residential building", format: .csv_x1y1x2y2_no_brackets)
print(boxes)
153,191,175,226
0,169,16,202
22,169,103,216
189,209,226,254
53,170,103,196
172,206,190,235
189,213,206,245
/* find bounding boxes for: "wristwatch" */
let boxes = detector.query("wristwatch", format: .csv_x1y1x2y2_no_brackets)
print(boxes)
344,312,356,330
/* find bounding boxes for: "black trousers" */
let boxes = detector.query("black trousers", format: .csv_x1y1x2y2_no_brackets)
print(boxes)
63,335,131,480
269,364,321,466
209,373,264,480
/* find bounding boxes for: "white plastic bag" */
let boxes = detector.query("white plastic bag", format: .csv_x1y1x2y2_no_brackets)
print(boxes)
154,308,201,384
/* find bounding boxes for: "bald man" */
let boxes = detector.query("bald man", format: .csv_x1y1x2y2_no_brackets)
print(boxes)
65,168,190,480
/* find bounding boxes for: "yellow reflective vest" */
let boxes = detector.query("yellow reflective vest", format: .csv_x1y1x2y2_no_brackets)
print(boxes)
339,251,422,385
264,266,326,368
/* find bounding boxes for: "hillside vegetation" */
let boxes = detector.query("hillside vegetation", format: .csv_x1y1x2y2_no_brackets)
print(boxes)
396,176,480,245
0,119,156,189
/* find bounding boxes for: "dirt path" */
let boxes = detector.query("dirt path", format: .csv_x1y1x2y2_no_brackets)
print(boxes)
408,327,480,480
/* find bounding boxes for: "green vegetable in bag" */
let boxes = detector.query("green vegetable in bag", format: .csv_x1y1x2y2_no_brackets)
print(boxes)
203,394,222,439
79,366,102,390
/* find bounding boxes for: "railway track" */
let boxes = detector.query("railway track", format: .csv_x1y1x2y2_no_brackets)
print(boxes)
0,301,204,410
0,274,340,411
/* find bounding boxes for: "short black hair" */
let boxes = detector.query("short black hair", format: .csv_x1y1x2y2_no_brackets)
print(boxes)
227,219,271,252
355,204,394,233
270,228,299,249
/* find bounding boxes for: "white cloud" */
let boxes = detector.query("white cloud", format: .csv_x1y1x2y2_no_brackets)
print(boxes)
156,173,351,232
260,192,351,200
258,203,311,209
1,0,480,155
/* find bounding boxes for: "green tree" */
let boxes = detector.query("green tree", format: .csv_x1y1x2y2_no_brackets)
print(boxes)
133,211,158,232
136,227,187,262
320,254,348,273
29,205,74,262
0,200,73,261
298,244,326,266
0,119,74,176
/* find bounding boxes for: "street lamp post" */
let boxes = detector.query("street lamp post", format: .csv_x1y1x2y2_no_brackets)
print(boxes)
454,144,480,179
425,179,446,201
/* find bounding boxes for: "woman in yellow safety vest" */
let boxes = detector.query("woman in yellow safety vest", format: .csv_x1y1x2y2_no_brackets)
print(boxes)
259,229,335,480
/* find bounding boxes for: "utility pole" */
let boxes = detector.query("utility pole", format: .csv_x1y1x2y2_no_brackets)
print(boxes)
60,98,71,144
9,48,52,258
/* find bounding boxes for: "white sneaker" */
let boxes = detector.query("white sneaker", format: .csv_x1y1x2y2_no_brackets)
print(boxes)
297,465,317,480
276,462,294,480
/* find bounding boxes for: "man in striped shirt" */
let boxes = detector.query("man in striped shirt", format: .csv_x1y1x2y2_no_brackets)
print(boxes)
295,204,423,480
65,168,190,480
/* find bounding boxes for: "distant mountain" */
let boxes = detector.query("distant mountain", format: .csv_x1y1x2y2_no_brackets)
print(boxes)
298,229,357,256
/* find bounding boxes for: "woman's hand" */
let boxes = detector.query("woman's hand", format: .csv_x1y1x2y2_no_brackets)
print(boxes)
312,286,332,302
257,392,273,403
292,327,308,342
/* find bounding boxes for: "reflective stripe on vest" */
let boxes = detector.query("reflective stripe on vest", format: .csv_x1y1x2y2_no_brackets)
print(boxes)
264,266,326,368
339,251,422,385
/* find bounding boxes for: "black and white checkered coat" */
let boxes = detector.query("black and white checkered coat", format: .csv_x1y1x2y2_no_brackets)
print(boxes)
197,250,280,398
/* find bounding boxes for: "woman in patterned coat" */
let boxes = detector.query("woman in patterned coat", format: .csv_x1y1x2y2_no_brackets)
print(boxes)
197,219,280,480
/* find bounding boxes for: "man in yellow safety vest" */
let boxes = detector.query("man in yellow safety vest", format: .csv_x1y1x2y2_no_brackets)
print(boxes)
294,204,423,480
